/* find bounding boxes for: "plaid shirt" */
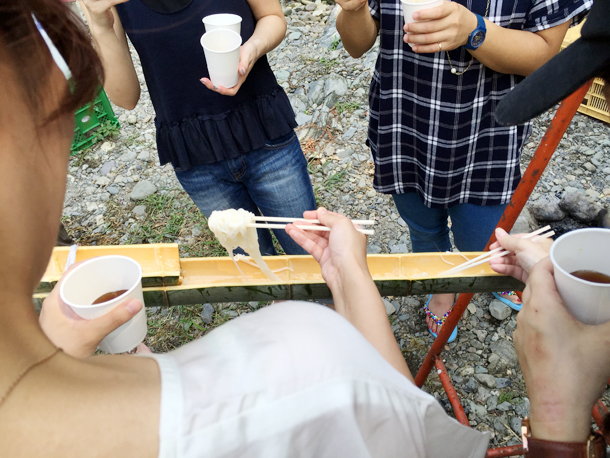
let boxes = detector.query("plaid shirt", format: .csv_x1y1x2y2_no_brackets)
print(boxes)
367,0,590,208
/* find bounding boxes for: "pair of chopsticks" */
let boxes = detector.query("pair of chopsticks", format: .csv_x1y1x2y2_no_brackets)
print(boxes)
248,216,375,235
439,225,555,276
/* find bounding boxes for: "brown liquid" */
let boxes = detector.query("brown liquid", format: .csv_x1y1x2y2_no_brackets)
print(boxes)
570,270,610,284
92,290,128,304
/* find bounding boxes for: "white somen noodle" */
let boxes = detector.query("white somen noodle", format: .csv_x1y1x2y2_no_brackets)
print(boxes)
208,209,281,282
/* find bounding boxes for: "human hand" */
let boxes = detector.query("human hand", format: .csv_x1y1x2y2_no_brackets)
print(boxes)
403,2,478,53
285,208,369,295
39,263,143,358
79,0,128,31
334,0,369,12
488,227,553,283
515,257,610,442
200,41,258,96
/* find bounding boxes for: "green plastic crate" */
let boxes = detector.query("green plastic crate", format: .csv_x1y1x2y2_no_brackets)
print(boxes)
71,88,120,153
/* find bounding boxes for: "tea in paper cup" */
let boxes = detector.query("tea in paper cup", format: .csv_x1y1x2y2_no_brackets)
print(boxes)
550,228,610,325
59,256,147,353
200,29,242,88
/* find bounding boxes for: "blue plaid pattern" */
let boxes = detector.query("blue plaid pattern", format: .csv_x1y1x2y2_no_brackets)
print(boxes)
367,0,590,208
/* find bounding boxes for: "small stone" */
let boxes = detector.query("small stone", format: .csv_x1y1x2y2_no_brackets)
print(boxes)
463,377,479,393
467,302,477,314
99,161,116,176
100,141,114,152
459,366,475,377
475,373,497,388
510,417,522,434
367,244,382,254
475,365,488,374
107,186,119,195
86,202,98,212
119,151,137,163
490,339,519,366
476,386,492,403
474,330,487,342
128,114,137,124
221,310,239,318
137,151,150,161
191,227,202,238
133,205,146,217
515,398,530,417
584,162,597,172
468,401,487,418
95,176,111,186
495,377,512,388
200,303,214,324
296,112,313,125
383,298,396,315
130,180,157,200
530,194,565,222
560,191,603,222
289,31,302,41
489,299,512,320
114,175,124,184
496,401,513,412
486,395,498,411
336,148,353,159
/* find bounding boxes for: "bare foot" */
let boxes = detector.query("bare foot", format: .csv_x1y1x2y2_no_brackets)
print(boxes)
498,291,522,305
124,343,152,355
425,293,454,334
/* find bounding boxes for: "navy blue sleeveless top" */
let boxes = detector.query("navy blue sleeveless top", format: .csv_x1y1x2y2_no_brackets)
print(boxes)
115,0,297,170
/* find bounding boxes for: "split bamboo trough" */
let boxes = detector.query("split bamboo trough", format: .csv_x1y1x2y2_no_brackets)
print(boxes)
35,243,523,307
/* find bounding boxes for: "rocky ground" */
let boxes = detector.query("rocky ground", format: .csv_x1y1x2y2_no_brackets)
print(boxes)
64,0,610,449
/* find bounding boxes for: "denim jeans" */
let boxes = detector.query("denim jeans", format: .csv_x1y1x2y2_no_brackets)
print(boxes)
392,192,508,253
175,132,316,256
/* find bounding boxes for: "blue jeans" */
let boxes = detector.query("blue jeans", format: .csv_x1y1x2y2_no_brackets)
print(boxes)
175,132,316,256
392,193,507,253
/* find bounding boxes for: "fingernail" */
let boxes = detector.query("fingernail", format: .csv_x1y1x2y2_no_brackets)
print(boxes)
214,86,218,90
318,208,327,215
240,68,245,76
200,78,205,83
125,300,140,315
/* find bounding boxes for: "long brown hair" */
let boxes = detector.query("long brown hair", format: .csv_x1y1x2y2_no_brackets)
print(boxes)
0,0,104,122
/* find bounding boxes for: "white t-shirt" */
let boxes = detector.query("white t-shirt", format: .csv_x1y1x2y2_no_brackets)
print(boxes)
146,301,489,458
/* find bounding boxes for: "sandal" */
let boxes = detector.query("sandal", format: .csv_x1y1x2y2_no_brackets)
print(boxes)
424,295,458,343
492,291,522,312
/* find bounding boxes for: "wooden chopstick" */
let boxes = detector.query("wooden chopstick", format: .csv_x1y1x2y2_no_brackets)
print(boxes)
439,226,554,276
253,216,375,225
248,223,374,236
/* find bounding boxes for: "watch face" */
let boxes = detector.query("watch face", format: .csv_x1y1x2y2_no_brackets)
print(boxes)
472,31,485,48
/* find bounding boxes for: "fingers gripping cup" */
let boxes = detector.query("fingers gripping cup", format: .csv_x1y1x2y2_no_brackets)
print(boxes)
550,228,610,325
200,29,242,88
401,0,444,48
202,14,242,34
59,256,147,353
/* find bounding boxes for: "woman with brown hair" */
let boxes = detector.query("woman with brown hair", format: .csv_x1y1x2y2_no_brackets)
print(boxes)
0,5,490,457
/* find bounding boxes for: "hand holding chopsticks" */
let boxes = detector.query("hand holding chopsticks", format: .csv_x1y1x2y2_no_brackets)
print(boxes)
249,216,375,235
440,226,555,276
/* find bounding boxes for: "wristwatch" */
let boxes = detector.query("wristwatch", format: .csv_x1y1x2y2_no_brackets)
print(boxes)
521,418,607,458
464,13,486,50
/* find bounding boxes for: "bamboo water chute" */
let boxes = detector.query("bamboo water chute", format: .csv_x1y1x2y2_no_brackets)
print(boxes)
35,243,523,307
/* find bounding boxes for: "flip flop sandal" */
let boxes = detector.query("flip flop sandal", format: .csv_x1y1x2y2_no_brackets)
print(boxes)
492,291,522,312
424,295,458,343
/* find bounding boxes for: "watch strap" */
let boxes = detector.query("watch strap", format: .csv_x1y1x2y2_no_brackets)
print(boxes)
527,433,606,458
465,13,486,50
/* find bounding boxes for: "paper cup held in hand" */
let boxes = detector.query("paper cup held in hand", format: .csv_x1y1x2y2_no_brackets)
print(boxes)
202,14,242,34
200,29,242,88
401,0,444,47
59,255,147,353
550,228,610,325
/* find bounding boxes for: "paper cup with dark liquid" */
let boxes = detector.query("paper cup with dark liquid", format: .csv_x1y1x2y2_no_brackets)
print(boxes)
59,256,147,353
550,228,610,325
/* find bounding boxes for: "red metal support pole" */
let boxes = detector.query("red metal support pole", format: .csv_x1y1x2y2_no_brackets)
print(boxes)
414,81,593,388
434,358,470,426
485,445,525,457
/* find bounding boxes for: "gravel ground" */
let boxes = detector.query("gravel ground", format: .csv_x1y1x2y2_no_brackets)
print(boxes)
63,1,610,448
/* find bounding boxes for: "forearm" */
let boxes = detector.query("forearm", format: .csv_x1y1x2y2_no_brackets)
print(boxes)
247,14,286,61
529,400,591,442
336,6,379,58
470,20,570,76
78,2,140,109
332,268,413,381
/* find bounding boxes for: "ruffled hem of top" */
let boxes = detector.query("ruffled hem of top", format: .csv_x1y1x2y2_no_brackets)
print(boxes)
156,87,297,171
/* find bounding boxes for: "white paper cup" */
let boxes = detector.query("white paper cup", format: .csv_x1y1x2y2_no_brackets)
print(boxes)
550,228,610,325
401,0,444,47
200,29,242,88
202,14,242,34
59,256,147,353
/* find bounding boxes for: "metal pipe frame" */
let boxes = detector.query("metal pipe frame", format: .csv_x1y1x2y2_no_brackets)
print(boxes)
412,83,607,455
